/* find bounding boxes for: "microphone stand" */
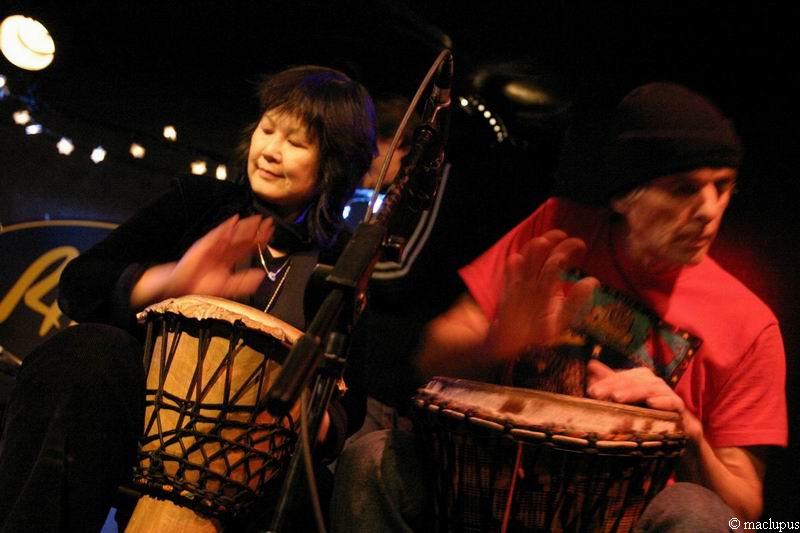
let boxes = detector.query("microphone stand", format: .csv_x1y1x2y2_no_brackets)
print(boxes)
261,51,452,533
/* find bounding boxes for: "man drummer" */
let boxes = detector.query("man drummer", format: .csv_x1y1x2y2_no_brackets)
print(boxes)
331,82,787,531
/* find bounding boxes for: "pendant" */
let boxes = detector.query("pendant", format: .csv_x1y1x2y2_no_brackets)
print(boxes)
257,241,288,285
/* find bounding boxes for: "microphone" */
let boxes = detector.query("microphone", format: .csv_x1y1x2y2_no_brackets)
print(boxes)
366,50,453,226
420,51,453,129
374,51,452,222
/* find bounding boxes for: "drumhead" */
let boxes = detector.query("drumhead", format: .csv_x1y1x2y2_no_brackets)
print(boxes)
138,295,302,346
416,377,684,448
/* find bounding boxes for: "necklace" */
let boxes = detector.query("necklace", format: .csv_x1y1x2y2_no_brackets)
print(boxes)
257,241,293,312
257,241,290,281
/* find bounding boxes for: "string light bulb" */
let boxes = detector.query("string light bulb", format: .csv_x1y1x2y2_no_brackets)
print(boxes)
56,137,74,155
190,160,207,175
12,109,31,124
24,123,42,134
215,164,227,180
163,125,177,141
129,143,146,159
90,146,106,163
0,74,6,88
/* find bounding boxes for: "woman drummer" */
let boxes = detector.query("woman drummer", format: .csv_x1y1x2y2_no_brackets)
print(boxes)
0,65,376,532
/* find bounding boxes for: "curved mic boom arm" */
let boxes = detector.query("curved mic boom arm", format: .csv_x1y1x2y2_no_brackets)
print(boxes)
262,49,453,533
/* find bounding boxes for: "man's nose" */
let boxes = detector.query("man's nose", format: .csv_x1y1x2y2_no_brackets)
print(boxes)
694,183,725,221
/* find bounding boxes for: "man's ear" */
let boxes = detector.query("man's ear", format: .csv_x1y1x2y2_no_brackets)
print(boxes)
610,187,643,215
610,195,628,215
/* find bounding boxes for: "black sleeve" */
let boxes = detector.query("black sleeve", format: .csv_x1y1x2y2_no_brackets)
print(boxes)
58,177,240,329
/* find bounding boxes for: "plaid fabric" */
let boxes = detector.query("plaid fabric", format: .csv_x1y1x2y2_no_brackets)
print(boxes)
418,409,680,532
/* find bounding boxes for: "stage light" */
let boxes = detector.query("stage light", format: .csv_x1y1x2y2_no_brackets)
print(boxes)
190,160,207,175
24,123,42,134
215,164,227,180
163,125,177,141
129,143,146,159
90,146,106,163
56,137,74,155
0,15,56,71
12,109,31,124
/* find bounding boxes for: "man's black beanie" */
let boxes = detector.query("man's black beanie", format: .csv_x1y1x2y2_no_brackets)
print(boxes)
602,82,742,202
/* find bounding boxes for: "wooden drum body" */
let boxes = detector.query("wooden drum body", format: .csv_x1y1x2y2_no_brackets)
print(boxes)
126,296,302,531
414,377,686,533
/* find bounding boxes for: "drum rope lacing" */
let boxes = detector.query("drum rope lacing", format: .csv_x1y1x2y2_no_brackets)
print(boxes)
133,315,299,519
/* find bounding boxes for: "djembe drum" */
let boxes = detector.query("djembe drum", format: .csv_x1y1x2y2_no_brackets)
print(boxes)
124,295,303,532
414,377,686,533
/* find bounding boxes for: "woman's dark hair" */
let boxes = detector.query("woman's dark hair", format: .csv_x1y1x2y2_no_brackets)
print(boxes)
238,65,377,247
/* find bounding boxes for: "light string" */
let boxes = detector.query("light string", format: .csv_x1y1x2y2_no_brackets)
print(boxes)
0,73,230,178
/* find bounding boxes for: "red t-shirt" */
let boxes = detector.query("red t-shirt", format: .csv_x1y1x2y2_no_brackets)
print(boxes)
460,197,787,448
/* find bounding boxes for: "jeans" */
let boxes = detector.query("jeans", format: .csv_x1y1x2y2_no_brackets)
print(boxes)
634,482,737,532
332,429,738,533
0,324,144,533
331,429,429,533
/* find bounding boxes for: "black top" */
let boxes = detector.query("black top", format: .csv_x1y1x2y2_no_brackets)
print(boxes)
59,175,342,330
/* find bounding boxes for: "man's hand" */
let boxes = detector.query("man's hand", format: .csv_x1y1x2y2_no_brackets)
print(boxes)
586,359,703,441
485,229,599,358
419,229,599,380
587,359,768,519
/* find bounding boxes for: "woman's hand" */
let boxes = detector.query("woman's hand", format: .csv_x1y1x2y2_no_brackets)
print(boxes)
131,214,274,309
587,359,703,441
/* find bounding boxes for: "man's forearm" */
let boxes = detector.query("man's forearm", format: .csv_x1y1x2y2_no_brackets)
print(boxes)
677,439,765,520
416,295,506,382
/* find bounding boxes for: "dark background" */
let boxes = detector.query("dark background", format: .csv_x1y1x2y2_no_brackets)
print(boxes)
2,0,797,520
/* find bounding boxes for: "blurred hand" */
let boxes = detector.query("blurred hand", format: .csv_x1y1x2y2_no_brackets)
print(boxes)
587,359,703,441
132,214,274,308
485,229,600,358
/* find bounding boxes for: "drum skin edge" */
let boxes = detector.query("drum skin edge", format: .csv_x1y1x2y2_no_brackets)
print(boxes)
414,376,687,532
126,296,304,531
